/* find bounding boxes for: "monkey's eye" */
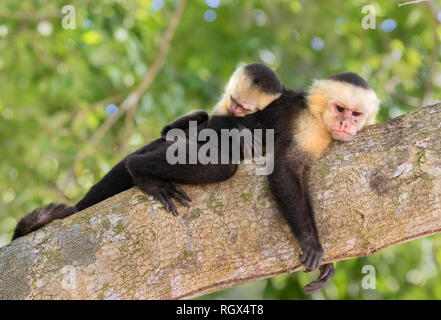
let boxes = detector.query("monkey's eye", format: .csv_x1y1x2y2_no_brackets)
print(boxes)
230,95,243,108
336,105,344,113
352,111,362,117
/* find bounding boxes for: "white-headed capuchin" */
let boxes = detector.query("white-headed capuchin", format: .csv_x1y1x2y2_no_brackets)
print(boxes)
234,72,380,293
12,63,282,238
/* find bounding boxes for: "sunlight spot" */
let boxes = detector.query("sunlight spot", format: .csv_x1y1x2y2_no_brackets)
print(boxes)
381,19,397,32
205,0,220,8
258,49,276,65
152,0,164,11
204,9,217,22
311,36,325,51
106,104,118,116
37,21,53,36
0,25,8,37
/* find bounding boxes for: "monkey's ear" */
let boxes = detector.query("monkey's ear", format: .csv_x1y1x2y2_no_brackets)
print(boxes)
365,96,380,125
307,80,329,119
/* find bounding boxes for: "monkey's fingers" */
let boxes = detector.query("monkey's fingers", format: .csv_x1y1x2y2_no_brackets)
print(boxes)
170,184,192,202
318,263,335,281
161,190,179,216
155,190,178,216
155,191,170,212
170,190,191,208
302,263,335,295
300,248,322,271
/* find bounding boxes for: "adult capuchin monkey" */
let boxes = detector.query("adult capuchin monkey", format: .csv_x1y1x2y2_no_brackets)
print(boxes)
12,62,282,239
233,72,380,293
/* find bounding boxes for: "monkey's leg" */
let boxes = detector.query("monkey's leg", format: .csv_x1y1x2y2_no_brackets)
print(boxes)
126,151,238,184
161,110,209,137
125,144,238,215
75,138,167,211
131,175,192,216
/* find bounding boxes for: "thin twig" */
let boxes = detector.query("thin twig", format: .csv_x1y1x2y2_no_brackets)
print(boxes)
120,0,188,151
0,12,60,21
75,0,188,162
398,0,431,7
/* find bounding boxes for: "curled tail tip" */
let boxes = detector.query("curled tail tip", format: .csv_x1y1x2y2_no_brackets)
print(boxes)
12,203,77,240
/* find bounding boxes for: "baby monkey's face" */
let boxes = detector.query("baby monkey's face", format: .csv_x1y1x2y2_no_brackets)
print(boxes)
228,88,281,117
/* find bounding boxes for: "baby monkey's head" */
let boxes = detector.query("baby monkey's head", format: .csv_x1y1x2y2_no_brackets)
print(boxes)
223,62,282,117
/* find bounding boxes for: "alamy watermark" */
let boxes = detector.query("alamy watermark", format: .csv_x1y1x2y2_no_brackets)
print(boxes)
61,5,76,29
361,265,376,290
164,121,275,175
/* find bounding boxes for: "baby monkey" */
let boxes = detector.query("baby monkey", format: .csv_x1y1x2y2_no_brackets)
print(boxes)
13,63,283,239
160,62,282,136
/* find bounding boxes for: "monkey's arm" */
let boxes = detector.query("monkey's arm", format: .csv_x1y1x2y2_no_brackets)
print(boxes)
161,110,209,137
269,150,335,294
268,157,323,270
206,114,243,132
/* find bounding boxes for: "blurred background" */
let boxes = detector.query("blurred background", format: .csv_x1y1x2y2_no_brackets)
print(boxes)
0,0,441,299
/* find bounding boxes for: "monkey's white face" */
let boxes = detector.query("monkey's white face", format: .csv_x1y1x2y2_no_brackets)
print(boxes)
228,90,281,117
308,79,380,141
228,95,256,117
323,101,368,141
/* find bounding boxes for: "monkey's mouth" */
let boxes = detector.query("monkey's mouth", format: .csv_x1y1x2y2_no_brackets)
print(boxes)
230,104,248,117
229,96,254,117
330,129,354,141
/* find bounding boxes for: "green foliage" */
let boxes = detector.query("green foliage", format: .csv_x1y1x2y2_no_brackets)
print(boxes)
0,0,440,299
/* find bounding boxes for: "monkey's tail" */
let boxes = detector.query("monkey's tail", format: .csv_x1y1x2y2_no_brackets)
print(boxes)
12,203,77,240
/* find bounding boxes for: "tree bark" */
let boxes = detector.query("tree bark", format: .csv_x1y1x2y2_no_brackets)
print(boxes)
1,103,441,300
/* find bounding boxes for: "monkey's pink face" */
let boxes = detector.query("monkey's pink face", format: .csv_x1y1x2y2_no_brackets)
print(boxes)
324,101,367,141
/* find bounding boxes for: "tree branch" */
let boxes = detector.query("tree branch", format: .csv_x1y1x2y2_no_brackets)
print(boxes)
1,103,441,300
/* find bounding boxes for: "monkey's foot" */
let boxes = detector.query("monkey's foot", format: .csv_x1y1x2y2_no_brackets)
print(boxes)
136,178,192,216
303,263,335,295
299,241,323,271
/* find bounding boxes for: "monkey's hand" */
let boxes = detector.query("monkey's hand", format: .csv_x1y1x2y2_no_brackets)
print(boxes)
161,110,209,138
303,263,335,294
299,236,324,271
134,176,192,216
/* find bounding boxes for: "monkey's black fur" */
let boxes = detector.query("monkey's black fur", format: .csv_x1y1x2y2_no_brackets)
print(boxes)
12,204,77,240
244,62,283,94
327,71,371,89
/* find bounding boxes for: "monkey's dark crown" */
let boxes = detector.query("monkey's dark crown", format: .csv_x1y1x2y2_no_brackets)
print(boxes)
244,62,282,94
327,72,371,89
